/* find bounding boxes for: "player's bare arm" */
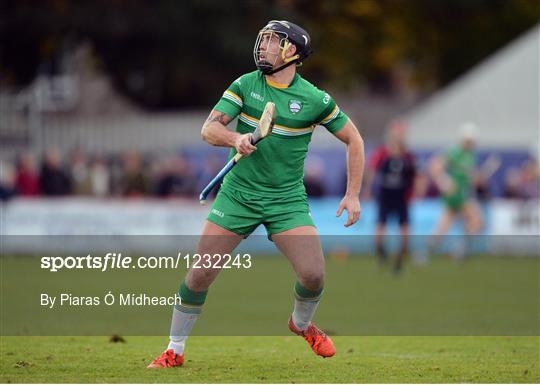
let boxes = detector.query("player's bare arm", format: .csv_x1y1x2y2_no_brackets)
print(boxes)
334,118,365,227
201,109,256,155
429,154,455,194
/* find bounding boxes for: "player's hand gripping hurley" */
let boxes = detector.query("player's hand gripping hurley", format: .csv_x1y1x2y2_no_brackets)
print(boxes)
199,102,276,204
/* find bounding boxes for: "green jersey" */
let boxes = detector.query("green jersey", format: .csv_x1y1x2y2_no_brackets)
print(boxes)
213,70,348,197
443,147,476,209
447,147,475,190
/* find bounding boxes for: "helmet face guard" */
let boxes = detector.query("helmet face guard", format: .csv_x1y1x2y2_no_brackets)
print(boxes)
253,30,291,75
253,20,312,75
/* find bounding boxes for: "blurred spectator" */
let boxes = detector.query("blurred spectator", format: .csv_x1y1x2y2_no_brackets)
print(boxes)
70,148,92,195
0,161,17,201
156,154,197,197
197,153,226,200
89,155,110,197
15,153,40,196
40,149,71,196
413,171,440,199
108,156,125,196
121,151,148,197
502,168,523,199
521,158,540,199
502,159,540,200
304,156,326,197
474,174,491,202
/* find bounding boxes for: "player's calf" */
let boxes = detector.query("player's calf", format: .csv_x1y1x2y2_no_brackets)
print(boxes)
288,281,335,358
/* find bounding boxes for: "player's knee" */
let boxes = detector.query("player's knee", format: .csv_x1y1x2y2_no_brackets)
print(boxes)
471,217,483,233
299,271,325,291
465,214,482,234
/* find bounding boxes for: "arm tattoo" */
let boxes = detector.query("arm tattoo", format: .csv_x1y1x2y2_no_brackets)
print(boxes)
206,112,229,126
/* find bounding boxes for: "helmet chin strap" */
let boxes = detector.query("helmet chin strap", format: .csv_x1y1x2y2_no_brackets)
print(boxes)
259,60,298,75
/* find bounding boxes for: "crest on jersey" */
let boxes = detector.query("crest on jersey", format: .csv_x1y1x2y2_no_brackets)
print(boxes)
288,99,303,114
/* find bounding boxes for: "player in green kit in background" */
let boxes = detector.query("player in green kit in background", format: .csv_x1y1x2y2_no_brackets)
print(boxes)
148,20,365,368
426,122,483,260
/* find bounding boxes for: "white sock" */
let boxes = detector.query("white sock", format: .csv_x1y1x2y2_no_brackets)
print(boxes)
167,307,200,355
292,298,320,331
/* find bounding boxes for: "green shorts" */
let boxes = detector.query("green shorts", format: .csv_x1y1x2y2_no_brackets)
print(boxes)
207,186,315,236
443,187,469,212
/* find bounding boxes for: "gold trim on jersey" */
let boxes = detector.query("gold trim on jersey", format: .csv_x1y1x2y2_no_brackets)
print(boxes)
320,105,340,125
265,78,290,89
273,124,315,136
239,112,315,137
223,90,243,107
238,113,259,127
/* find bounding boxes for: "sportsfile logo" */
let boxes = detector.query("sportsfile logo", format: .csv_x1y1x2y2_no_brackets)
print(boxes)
39,253,251,272
211,208,225,218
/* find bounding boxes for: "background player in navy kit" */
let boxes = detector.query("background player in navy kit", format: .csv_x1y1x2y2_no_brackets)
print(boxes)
366,122,416,273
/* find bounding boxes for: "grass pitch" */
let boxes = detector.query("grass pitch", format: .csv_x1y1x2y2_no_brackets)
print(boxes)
1,255,539,382
1,335,538,383
2,255,538,336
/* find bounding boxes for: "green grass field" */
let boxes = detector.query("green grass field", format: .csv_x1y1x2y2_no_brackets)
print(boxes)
1,255,539,382
1,336,539,383
2,255,538,336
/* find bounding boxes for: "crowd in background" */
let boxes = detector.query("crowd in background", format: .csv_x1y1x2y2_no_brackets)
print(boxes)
1,148,539,202
1,149,201,200
500,160,540,200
